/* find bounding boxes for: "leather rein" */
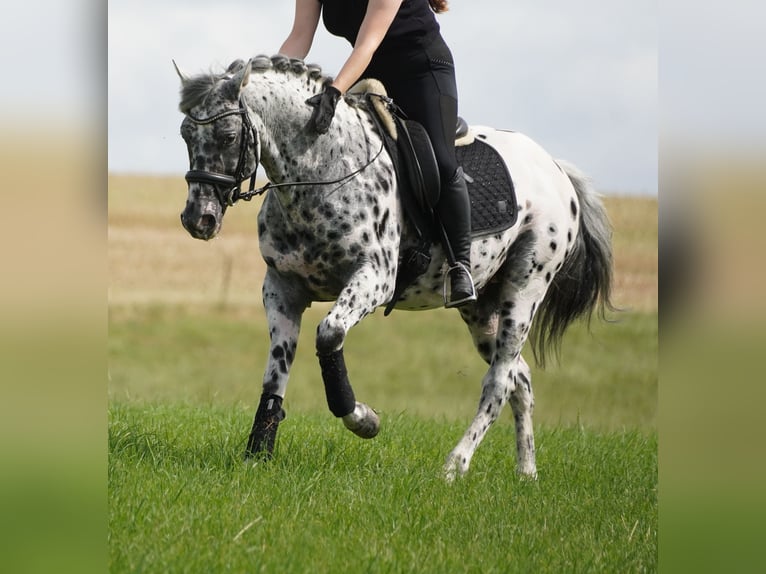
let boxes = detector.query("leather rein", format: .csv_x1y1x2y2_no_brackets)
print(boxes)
183,95,386,206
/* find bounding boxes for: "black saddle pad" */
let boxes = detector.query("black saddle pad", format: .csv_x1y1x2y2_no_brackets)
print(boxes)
457,137,518,236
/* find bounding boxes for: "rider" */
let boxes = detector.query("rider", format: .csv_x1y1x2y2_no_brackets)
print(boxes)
279,0,476,307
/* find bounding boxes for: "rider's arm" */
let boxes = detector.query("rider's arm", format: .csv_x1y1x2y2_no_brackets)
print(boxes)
331,0,403,93
279,0,322,60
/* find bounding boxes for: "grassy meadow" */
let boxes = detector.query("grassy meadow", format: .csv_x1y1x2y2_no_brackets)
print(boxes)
109,174,657,572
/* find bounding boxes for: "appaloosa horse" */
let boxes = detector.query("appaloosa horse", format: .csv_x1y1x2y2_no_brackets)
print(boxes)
176,55,613,479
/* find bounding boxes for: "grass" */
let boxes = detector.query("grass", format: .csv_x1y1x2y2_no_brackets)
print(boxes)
108,304,656,572
108,175,657,572
109,404,656,573
108,304,656,429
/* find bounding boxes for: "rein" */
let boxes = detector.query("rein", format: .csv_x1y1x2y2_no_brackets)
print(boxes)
184,94,386,205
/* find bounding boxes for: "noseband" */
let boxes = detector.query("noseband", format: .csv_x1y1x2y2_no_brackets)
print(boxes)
184,97,261,206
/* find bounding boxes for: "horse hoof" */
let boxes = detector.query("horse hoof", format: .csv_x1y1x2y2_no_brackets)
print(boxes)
443,451,470,482
342,402,380,438
517,465,538,480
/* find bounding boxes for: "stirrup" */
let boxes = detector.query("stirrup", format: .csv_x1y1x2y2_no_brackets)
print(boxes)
443,262,477,308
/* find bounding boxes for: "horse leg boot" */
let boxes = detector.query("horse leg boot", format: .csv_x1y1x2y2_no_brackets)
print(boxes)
437,167,476,307
246,269,307,460
318,349,379,438
315,262,385,439
246,393,286,459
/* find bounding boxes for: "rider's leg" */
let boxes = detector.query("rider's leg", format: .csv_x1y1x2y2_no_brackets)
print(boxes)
436,165,476,306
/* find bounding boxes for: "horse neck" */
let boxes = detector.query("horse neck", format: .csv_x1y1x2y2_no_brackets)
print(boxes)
243,72,374,186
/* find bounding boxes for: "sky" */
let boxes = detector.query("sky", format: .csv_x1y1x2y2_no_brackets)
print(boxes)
108,1,658,195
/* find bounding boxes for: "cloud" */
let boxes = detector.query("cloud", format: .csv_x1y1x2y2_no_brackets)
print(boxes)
661,0,766,150
108,0,657,194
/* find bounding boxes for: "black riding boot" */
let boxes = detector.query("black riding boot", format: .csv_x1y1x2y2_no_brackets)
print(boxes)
436,167,476,307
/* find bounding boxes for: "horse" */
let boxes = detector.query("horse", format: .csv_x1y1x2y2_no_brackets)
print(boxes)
175,55,613,479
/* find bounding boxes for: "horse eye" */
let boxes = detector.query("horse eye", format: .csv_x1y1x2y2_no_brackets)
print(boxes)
221,132,238,146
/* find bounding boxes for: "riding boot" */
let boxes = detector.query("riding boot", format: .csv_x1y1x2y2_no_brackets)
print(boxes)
436,167,476,307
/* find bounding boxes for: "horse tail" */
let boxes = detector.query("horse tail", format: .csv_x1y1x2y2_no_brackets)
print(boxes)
530,160,616,367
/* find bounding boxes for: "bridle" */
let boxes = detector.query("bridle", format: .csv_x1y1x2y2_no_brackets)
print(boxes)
184,96,261,207
183,94,387,207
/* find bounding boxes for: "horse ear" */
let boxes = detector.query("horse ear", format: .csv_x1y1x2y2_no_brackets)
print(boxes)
223,59,252,101
172,59,189,86
239,58,252,88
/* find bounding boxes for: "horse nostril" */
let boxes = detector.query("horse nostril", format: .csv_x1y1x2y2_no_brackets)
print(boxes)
201,213,216,232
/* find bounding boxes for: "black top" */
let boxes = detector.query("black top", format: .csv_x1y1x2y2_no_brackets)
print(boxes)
319,0,440,51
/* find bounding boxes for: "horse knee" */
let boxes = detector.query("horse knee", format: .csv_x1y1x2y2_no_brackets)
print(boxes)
316,317,344,355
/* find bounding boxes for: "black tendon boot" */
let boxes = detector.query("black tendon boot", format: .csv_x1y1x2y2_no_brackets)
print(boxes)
437,167,476,307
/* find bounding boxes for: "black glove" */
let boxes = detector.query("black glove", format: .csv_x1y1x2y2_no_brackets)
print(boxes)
306,84,342,134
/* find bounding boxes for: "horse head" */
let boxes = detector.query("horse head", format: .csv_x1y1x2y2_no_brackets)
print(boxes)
176,59,257,240
176,55,381,241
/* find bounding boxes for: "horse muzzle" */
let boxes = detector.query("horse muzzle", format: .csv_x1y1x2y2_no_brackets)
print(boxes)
180,199,222,240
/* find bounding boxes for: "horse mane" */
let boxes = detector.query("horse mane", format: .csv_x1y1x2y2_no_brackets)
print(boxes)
178,55,332,114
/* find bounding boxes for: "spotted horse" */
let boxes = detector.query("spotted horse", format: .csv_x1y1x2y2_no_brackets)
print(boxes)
176,55,614,479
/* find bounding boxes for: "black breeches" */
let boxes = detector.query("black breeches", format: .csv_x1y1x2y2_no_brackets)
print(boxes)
364,34,459,181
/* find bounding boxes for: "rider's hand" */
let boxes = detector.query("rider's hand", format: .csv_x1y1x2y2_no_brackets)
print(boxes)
306,83,342,134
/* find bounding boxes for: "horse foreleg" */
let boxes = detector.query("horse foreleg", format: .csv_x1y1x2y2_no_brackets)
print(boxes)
316,263,390,438
246,269,308,459
317,349,380,438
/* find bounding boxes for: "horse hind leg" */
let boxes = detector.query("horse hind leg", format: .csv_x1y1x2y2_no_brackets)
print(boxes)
510,355,537,477
457,280,503,366
445,232,546,479
440,298,500,480
445,291,542,480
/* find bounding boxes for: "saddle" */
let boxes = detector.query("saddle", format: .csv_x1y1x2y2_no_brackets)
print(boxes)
347,80,518,314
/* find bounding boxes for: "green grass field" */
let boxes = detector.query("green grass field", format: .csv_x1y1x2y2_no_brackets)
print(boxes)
109,175,657,572
110,404,656,573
